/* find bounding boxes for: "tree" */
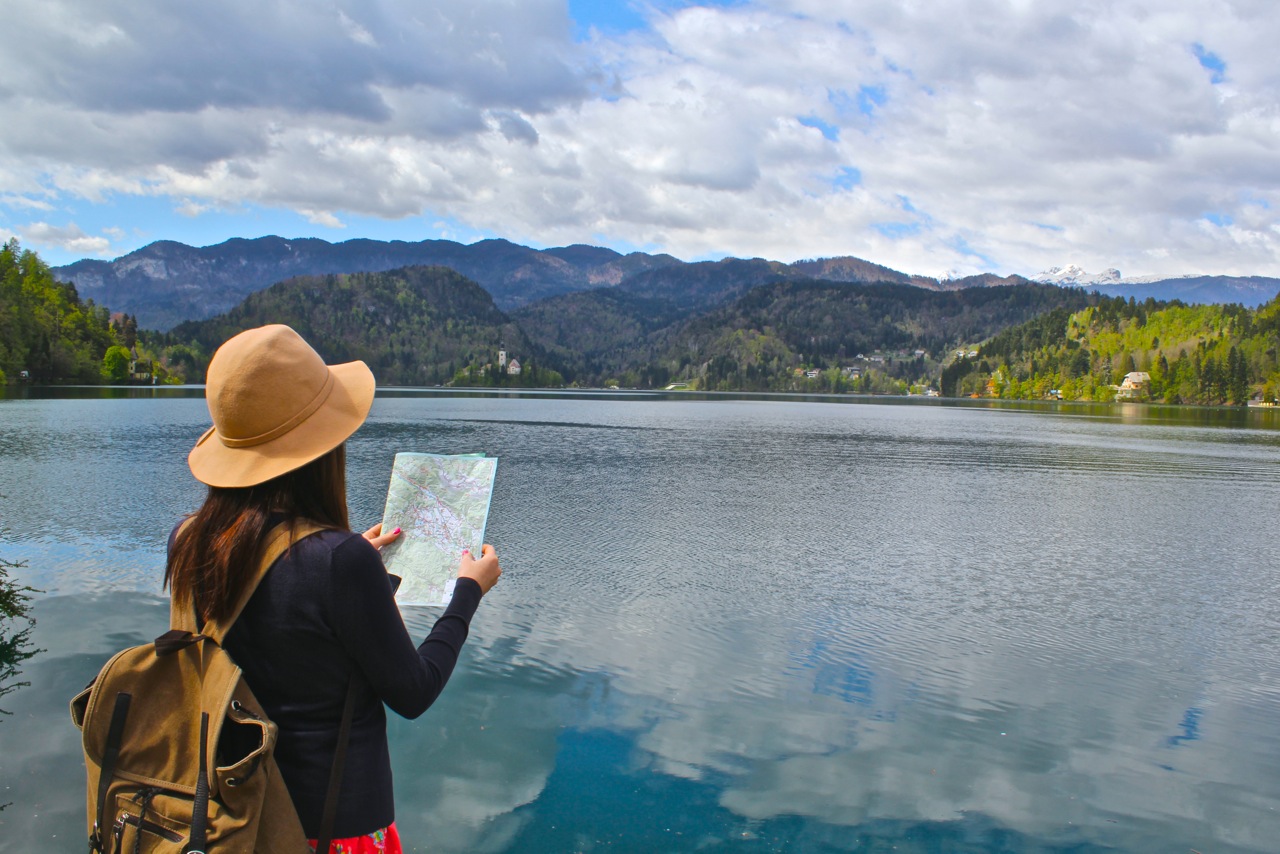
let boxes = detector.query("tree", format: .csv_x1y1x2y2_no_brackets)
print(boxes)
1228,346,1249,405
1,556,40,721
1,240,118,384
101,345,131,383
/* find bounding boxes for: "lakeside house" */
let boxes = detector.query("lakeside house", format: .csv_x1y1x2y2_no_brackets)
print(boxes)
1115,371,1151,400
128,354,153,383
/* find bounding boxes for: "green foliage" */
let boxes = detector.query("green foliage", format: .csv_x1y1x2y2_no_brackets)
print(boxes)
943,294,1280,404
451,358,565,388
512,289,684,382
101,345,131,383
643,281,1093,392
0,556,40,720
519,279,1092,390
162,266,545,387
0,239,119,383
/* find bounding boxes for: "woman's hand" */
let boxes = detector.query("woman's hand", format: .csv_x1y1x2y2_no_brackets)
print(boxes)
362,522,402,550
458,544,502,595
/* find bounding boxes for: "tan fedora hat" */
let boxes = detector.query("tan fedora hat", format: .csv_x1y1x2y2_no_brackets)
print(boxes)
188,324,375,488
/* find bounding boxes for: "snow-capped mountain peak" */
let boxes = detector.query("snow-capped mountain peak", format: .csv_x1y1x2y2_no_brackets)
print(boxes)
1033,265,1122,286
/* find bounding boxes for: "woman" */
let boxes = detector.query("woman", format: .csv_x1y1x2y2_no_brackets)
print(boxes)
166,324,500,853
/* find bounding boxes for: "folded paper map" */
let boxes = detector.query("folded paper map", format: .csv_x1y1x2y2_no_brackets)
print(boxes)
378,452,497,606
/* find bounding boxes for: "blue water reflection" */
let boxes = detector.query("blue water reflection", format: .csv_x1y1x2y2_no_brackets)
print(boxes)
2,391,1279,852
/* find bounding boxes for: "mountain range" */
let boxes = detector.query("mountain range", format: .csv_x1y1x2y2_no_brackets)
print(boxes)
157,261,1094,390
1031,264,1280,306
53,236,682,330
53,236,1273,333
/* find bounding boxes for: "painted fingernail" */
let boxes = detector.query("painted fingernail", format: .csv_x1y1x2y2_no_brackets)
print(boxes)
461,548,470,555
394,528,401,535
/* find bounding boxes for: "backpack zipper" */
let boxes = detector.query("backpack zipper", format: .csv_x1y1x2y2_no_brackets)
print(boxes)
111,811,185,845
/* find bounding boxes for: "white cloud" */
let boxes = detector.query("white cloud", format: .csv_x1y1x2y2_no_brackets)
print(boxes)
0,194,55,211
18,221,114,255
301,209,346,228
175,199,211,218
0,0,1277,276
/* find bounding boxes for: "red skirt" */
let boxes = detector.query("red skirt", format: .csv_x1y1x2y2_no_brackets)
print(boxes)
310,823,402,854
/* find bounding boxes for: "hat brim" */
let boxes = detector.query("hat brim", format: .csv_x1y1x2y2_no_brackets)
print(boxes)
188,360,375,488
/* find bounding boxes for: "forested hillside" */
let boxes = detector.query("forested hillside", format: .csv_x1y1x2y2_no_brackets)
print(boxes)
940,295,1280,403
637,281,1097,392
159,266,539,386
0,240,119,384
512,288,684,381
21,232,1279,406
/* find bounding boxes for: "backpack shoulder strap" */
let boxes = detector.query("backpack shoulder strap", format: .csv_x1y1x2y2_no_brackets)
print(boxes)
169,519,327,641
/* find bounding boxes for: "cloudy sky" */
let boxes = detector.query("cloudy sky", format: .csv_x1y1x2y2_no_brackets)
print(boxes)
2,0,1277,278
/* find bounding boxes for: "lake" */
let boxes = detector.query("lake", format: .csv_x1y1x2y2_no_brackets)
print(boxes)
2,388,1279,853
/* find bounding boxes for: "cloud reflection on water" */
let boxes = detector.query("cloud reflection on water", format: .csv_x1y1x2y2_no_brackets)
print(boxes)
3,395,1280,852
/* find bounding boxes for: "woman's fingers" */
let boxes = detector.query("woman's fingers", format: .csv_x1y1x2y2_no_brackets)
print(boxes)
363,522,402,550
458,545,501,594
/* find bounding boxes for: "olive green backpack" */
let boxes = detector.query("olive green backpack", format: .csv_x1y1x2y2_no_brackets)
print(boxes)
71,522,354,853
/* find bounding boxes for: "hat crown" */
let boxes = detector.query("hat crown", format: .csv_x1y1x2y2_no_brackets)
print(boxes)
206,325,332,445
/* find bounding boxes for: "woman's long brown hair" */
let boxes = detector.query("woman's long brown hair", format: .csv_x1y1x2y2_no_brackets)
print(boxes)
166,444,350,625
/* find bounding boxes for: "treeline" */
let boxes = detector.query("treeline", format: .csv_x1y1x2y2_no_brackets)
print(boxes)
450,360,565,388
0,240,118,384
619,281,1096,392
21,231,1278,406
158,266,546,387
942,295,1280,404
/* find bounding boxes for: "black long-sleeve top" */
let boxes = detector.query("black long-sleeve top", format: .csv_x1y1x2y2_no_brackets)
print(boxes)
196,527,480,838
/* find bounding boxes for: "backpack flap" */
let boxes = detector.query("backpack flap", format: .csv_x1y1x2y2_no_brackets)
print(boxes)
80,639,240,797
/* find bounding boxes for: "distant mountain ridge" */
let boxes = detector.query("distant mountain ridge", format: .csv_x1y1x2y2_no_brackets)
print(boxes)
1033,264,1280,306
51,235,1280,331
53,236,681,330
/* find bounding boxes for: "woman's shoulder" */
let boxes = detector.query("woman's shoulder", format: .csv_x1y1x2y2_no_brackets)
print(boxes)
284,524,375,563
291,526,386,583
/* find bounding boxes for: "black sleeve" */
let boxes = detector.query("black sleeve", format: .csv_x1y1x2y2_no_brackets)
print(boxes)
326,533,483,719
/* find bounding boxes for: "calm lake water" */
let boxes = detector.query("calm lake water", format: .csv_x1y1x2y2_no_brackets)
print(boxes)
2,389,1279,853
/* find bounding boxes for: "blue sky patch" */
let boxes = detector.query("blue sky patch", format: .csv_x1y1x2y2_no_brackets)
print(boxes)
873,221,920,239
948,235,997,269
858,85,888,115
799,115,840,141
1192,43,1226,84
1203,212,1233,227
568,0,648,38
569,0,747,39
828,85,888,119
832,167,861,190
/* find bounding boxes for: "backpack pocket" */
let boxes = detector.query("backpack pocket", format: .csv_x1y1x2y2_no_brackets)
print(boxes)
216,701,275,791
70,682,91,730
112,811,186,852
110,789,190,853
